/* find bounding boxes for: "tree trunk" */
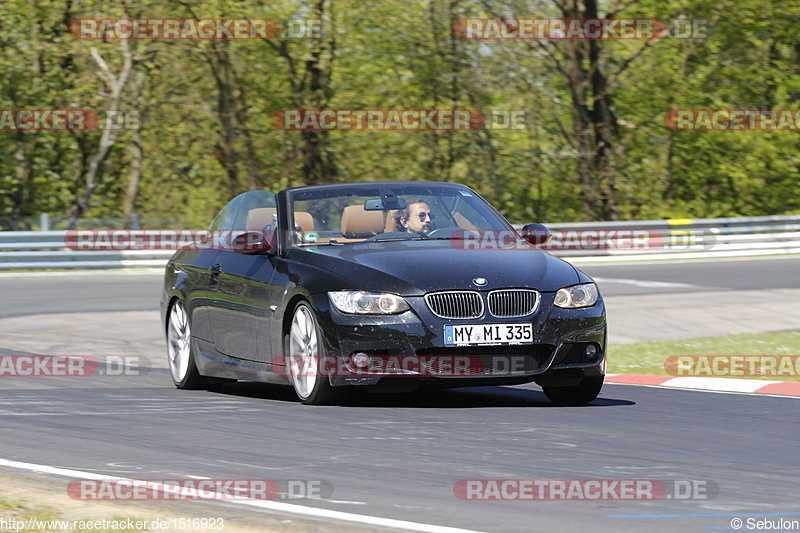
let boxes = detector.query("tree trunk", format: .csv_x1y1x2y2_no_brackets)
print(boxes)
11,130,26,229
123,61,143,225
269,0,338,185
71,40,133,227
208,42,240,197
559,0,619,220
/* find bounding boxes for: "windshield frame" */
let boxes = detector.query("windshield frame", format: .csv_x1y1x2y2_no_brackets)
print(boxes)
277,181,516,250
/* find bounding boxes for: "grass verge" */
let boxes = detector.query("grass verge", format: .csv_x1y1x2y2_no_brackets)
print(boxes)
608,330,800,381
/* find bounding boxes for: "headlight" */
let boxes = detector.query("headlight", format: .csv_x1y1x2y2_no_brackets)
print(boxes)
329,291,410,314
554,283,599,308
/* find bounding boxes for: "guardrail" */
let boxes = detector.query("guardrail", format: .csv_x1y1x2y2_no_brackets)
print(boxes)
1,214,799,269
517,214,800,262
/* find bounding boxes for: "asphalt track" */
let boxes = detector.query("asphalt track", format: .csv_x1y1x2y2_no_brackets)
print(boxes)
0,257,799,532
0,256,797,318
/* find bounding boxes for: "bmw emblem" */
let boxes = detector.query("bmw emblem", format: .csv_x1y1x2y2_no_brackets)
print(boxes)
473,277,488,286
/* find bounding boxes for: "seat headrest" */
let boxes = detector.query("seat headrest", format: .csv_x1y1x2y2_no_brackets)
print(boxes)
341,205,385,238
246,208,314,233
293,211,315,233
385,209,402,233
246,208,277,230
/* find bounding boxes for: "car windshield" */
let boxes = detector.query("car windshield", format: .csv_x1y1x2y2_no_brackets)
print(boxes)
209,190,277,232
286,183,513,247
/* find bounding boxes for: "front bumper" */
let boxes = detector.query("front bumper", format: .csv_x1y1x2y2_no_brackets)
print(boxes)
309,292,607,388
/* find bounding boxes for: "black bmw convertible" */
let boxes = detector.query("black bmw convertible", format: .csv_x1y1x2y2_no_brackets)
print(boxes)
161,181,607,405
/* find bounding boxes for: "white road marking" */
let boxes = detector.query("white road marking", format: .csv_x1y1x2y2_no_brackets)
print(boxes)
593,277,696,288
216,459,319,471
0,269,163,277
0,458,486,533
0,407,265,416
662,377,783,393
605,378,800,398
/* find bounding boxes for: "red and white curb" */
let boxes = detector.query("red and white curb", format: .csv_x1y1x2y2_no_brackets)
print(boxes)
605,374,800,397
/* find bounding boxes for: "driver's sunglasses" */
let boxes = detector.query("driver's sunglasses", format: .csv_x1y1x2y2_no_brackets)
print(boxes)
414,212,435,221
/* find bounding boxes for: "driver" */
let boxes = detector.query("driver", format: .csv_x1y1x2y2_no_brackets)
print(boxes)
395,199,435,236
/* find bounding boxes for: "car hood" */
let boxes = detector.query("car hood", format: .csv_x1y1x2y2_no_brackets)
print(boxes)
289,240,581,295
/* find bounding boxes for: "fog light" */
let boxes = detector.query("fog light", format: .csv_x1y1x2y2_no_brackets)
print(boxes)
351,352,371,368
585,344,599,360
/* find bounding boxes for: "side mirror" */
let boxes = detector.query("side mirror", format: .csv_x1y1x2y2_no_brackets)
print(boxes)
519,223,552,245
231,231,272,253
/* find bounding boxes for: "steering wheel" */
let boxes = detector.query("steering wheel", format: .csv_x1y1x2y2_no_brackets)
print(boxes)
423,227,461,239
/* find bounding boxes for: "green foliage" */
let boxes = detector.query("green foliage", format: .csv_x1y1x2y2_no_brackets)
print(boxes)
1,0,798,227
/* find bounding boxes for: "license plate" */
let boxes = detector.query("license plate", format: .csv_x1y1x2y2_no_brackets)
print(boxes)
444,323,533,346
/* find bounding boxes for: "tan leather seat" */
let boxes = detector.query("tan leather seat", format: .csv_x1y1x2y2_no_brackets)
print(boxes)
246,208,277,230
246,208,314,233
341,205,385,238
293,211,315,233
453,212,477,231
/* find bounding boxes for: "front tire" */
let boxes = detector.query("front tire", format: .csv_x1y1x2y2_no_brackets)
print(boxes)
166,299,210,390
543,376,604,406
286,301,347,405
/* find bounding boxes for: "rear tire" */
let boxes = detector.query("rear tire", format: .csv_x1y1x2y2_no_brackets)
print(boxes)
543,376,604,406
286,301,348,405
166,299,211,390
